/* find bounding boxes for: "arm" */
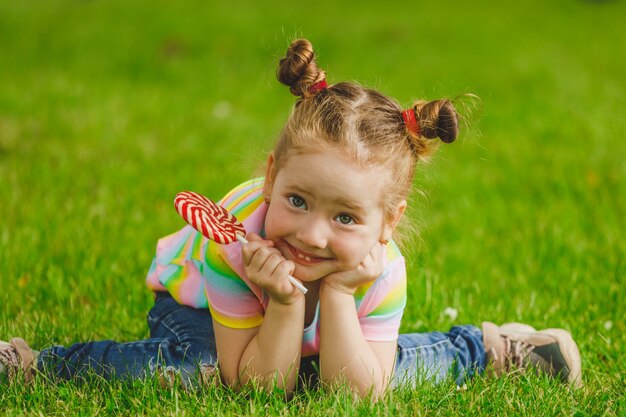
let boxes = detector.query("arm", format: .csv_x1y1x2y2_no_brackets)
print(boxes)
319,243,397,399
215,233,305,393
214,297,304,391
319,283,396,398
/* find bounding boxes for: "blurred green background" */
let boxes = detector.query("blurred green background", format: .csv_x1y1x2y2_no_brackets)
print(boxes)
1,0,624,414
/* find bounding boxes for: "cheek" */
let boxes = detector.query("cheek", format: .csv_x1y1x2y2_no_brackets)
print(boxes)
334,237,377,267
263,206,278,237
264,204,290,238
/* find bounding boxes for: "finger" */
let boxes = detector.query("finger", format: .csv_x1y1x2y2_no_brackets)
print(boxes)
368,243,386,275
241,239,276,265
270,259,295,282
245,232,268,242
258,252,287,277
370,242,385,264
357,245,378,268
248,245,283,272
244,232,275,246
357,243,384,275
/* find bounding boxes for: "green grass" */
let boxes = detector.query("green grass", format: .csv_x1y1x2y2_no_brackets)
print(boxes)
1,0,625,415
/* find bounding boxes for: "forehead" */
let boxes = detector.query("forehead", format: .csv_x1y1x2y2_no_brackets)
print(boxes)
275,150,387,209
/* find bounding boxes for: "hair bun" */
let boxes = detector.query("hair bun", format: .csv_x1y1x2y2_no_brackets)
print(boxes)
414,99,458,143
277,38,326,97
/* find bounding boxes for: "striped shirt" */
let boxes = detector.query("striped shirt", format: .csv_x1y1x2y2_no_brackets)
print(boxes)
146,178,407,355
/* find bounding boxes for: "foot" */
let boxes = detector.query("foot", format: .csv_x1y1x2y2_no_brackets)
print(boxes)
482,322,582,388
0,338,36,383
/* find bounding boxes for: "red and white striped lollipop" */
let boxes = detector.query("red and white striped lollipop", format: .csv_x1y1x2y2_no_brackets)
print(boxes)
174,191,245,244
174,191,307,294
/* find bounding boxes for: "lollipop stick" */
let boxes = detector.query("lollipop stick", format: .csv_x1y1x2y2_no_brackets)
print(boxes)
236,234,308,294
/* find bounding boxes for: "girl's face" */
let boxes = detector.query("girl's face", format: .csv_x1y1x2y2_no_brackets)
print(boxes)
263,149,404,282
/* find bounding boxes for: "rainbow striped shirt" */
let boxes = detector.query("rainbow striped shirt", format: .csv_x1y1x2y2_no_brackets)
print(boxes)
146,178,407,355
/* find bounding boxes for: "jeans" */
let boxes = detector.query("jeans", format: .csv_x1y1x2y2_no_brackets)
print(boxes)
393,325,486,387
38,292,486,387
38,292,217,386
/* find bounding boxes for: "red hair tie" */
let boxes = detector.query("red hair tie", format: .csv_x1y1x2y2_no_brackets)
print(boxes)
307,79,328,95
402,108,420,136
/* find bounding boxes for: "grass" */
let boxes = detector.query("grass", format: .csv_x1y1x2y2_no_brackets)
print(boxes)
1,0,625,415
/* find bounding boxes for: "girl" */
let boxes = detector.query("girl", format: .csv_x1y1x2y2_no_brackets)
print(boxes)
1,39,581,398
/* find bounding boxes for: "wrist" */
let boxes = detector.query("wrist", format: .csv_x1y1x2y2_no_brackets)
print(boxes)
320,280,356,297
263,297,305,334
255,279,304,306
269,292,306,308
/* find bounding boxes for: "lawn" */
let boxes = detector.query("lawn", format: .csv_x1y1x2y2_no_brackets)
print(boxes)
1,0,624,415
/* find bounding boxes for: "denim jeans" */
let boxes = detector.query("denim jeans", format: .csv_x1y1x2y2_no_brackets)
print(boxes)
38,292,217,386
38,292,486,387
393,325,486,387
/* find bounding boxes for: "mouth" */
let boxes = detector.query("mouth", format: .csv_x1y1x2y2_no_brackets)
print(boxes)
283,241,331,265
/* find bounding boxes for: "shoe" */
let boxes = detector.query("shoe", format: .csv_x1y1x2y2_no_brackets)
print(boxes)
0,338,36,383
482,322,582,388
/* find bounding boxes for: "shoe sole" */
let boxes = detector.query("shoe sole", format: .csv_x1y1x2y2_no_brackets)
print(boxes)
539,328,583,388
497,325,583,388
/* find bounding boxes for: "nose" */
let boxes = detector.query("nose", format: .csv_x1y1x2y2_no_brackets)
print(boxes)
295,214,329,250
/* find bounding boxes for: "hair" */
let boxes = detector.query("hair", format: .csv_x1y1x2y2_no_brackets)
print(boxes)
273,38,459,244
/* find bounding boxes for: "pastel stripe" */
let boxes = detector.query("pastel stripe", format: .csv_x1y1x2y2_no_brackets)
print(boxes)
219,178,263,209
146,177,407,352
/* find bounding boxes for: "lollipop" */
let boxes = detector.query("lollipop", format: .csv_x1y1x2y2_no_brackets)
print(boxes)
174,191,307,294
174,191,246,244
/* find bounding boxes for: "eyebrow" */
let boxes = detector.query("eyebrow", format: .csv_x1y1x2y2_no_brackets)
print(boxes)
289,185,366,213
289,184,313,197
333,197,366,213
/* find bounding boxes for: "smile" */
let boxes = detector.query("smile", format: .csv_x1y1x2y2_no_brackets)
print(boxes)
285,242,330,265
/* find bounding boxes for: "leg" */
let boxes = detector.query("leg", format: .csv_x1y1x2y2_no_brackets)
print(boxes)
37,292,217,386
393,325,486,388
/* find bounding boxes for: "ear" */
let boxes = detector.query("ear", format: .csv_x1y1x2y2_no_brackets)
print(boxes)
262,152,276,198
381,199,407,242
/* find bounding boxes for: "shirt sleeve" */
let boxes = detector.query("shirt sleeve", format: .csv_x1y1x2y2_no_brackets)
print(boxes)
146,179,269,328
146,225,266,328
354,242,408,342
146,225,212,308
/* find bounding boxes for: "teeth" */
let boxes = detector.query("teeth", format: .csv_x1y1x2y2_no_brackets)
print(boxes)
297,252,313,261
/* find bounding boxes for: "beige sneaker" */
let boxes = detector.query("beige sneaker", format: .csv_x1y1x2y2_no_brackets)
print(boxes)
0,338,36,383
482,322,582,388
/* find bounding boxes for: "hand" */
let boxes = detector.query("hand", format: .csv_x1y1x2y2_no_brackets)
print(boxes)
241,233,303,305
322,243,386,295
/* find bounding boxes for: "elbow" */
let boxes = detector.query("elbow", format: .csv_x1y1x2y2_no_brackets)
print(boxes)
230,367,298,396
321,373,390,401
218,368,239,389
361,379,390,401
353,379,389,401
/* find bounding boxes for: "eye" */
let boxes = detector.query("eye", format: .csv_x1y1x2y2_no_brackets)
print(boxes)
336,213,356,225
288,195,307,209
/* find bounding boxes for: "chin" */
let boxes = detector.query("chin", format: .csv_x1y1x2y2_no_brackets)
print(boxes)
292,269,322,282
292,265,329,282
